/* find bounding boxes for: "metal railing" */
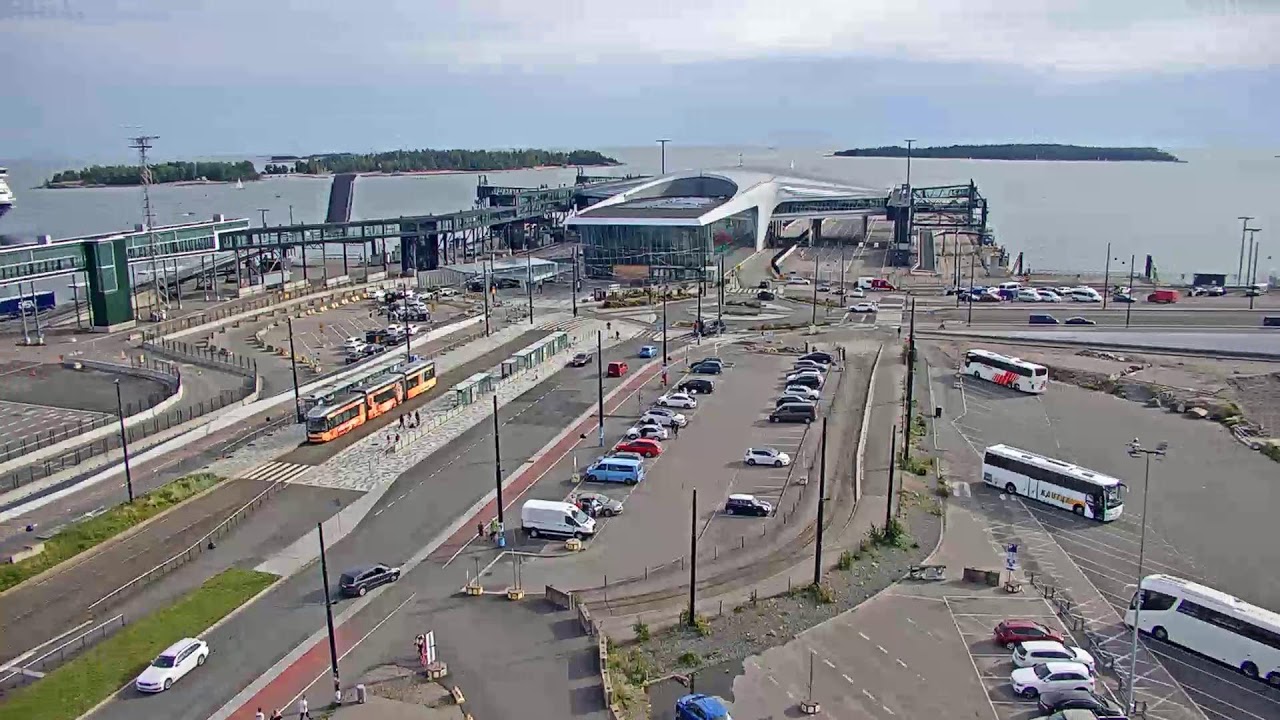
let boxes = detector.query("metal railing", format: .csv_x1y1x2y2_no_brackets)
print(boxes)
0,614,127,690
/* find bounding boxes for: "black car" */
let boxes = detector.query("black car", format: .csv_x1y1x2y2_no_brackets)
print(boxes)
757,290,776,301
677,378,715,394
800,351,834,365
724,494,773,517
775,396,817,408
338,563,402,598
1037,689,1124,717
769,403,816,424
690,362,722,375
569,352,593,367
1064,316,1097,326
758,281,771,289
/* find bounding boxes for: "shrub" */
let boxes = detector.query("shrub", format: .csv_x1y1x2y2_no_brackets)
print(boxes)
632,620,650,643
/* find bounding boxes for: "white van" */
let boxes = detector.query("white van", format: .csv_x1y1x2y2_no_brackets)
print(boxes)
521,499,597,540
1068,287,1101,303
998,281,1022,292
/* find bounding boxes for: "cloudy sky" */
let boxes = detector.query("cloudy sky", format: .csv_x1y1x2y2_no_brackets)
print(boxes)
3,0,1277,160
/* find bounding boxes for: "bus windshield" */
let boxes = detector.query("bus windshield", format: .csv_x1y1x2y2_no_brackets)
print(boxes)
1105,484,1125,506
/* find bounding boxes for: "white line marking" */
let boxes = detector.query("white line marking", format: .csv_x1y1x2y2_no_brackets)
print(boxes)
896,659,908,669
822,657,835,669
858,632,870,641
861,689,875,702
842,673,854,684
876,645,888,654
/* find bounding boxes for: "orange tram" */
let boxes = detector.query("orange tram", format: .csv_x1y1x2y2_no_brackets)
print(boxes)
305,359,437,443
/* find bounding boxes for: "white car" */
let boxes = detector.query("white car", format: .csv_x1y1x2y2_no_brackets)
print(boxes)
1010,661,1094,698
1036,290,1062,302
849,302,878,313
787,277,811,285
135,638,209,693
657,393,698,409
625,423,669,440
387,323,420,336
849,287,866,298
641,409,687,427
1016,289,1042,303
341,337,365,352
783,385,820,401
1013,641,1096,672
785,370,824,384
744,447,791,467
792,359,826,372
438,287,460,297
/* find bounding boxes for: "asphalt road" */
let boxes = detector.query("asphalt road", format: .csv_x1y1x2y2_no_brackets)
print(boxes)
925,305,1280,329
87,334,656,720
924,343,1280,720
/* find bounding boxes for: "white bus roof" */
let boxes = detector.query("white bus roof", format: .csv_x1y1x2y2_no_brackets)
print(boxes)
984,444,1123,488
1143,574,1280,628
965,348,1045,369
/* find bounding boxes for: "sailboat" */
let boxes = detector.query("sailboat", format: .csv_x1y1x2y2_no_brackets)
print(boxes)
235,178,244,190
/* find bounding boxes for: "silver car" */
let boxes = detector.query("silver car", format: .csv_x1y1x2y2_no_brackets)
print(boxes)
575,492,624,517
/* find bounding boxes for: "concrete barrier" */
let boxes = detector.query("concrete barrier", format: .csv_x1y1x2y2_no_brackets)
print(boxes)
324,275,351,288
544,585,574,610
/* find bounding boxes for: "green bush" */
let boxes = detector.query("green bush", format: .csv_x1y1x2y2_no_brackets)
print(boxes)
677,651,700,668
0,473,222,593
837,550,854,570
868,517,912,549
632,620,651,643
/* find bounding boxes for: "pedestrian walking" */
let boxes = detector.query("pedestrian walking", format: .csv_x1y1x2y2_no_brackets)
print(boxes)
672,421,680,438
415,409,421,426
297,697,311,720
254,709,265,720
269,709,283,720
399,413,406,429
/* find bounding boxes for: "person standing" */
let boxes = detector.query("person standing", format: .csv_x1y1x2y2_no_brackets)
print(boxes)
297,697,311,720
254,709,265,720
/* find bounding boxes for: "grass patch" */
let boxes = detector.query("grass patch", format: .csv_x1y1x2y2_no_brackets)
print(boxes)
0,473,223,594
632,620,651,643
837,550,855,571
0,567,276,720
899,453,930,477
868,516,913,549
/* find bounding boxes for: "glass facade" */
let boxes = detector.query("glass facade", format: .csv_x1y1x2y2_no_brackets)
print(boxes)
582,208,758,281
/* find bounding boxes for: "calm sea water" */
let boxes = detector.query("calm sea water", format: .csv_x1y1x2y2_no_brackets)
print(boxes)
2,146,1277,285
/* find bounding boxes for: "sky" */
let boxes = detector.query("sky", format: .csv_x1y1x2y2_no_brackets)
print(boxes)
2,0,1278,161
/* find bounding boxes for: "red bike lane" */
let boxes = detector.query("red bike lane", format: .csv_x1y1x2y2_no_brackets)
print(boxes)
223,359,663,719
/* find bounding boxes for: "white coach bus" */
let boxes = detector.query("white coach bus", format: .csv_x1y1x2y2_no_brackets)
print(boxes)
1126,574,1280,686
982,444,1125,521
963,349,1048,394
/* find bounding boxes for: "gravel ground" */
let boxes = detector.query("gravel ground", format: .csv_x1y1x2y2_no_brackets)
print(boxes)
608,502,942,719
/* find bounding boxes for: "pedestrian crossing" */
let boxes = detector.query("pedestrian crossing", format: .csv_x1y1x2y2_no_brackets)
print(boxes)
540,317,588,333
238,461,314,485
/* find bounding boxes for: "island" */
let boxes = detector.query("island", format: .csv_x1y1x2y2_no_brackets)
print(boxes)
832,143,1182,163
46,148,622,187
44,160,260,188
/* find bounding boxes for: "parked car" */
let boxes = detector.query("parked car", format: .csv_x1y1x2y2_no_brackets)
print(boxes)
1038,290,1062,302
723,494,772,517
1013,641,1096,672
1017,289,1043,302
977,292,1003,303
677,378,715,394
799,351,834,365
614,438,662,458
783,385,821,401
135,638,210,693
639,345,658,358
1112,293,1136,303
769,402,817,423
849,287,866,298
625,422,669,441
786,373,823,390
339,563,402,598
522,499,596,540
1029,314,1060,325
575,492,625,518
1037,689,1125,717
757,290,776,301
849,302,878,313
1064,317,1096,326
744,447,791,467
1010,661,1095,698
642,408,688,426
792,359,826,372
787,277,811,286
657,392,698,408
607,450,645,463
691,361,723,375
341,337,365,352
583,457,644,485
675,694,733,720
994,619,1065,649
776,395,817,408
607,361,628,377
570,352,593,367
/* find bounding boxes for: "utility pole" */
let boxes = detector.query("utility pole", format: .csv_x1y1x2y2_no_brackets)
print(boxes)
115,380,135,503
1102,243,1112,310
810,239,819,326
287,318,303,422
813,417,828,586
596,330,605,447
662,287,669,371
493,395,504,525
967,252,976,326
527,252,534,325
1125,254,1136,328
318,523,341,700
696,269,704,345
571,245,579,318
130,134,166,312
657,139,670,174
1125,439,1167,716
902,300,916,458
1237,216,1254,287
839,239,846,306
904,139,917,250
482,254,491,337
886,429,897,529
717,253,725,324
1249,237,1261,311
687,488,698,627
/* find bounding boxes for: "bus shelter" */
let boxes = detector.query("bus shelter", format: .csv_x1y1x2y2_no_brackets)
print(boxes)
451,372,493,407
506,332,571,375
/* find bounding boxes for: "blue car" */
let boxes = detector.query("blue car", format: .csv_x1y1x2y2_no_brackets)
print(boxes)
676,694,732,720
639,345,658,358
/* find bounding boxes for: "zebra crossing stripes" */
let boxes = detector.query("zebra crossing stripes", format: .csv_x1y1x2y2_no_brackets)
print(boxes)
238,461,314,485
540,317,587,333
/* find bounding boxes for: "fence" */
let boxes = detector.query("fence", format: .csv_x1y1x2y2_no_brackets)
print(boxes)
0,614,127,691
85,479,286,614
145,336,258,379
3,379,255,492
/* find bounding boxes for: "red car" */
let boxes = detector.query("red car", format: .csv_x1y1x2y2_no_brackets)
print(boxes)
607,361,628,378
615,438,662,458
994,619,1065,649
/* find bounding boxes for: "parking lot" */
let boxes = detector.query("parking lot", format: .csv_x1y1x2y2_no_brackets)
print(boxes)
925,343,1280,720
257,295,466,367
0,398,112,459
506,342,839,592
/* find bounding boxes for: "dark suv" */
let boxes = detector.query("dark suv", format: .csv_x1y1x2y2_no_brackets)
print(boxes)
338,563,402,598
678,378,715,394
724,494,772,517
770,403,816,424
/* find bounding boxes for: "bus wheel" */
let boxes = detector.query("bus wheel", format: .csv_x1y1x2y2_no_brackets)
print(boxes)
1072,505,1085,516
1152,626,1168,642
1004,483,1017,495
1266,671,1280,688
1241,661,1259,680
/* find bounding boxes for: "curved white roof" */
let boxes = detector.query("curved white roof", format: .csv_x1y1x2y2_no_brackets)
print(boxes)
567,168,890,250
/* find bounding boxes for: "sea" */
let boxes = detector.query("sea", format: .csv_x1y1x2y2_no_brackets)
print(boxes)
1,146,1277,303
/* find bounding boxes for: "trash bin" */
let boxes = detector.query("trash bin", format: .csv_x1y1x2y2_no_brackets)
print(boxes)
934,407,943,418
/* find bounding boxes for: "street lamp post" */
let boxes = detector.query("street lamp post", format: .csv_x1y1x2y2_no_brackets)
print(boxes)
662,287,668,371
287,317,303,422
1125,255,1136,328
657,139,670,174
1237,216,1254,287
1124,438,1167,715
904,139,917,252
114,379,134,503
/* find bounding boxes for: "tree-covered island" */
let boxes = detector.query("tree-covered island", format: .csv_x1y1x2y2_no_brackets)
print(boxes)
832,143,1182,162
45,148,621,187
